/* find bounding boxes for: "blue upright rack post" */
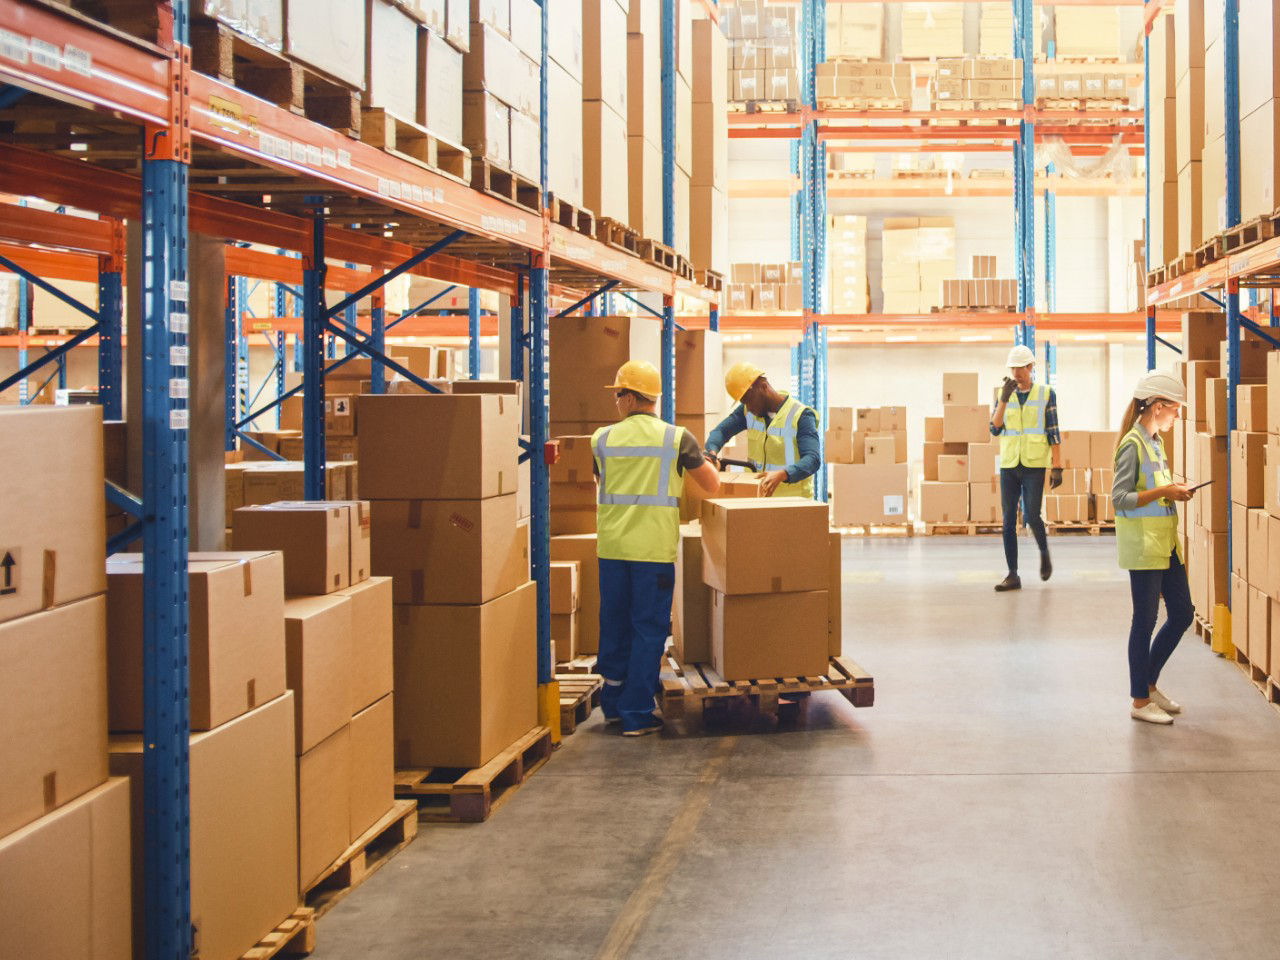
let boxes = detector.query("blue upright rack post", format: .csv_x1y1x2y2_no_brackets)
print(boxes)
303,206,328,501
659,0,677,422
370,289,386,395
468,287,481,378
274,278,288,423
223,276,237,447
1223,0,1241,604
97,251,123,420
1013,0,1035,338
140,2,192,955
15,271,28,404
1143,19,1157,369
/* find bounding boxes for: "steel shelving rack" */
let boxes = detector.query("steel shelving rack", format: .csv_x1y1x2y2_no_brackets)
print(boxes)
0,0,718,954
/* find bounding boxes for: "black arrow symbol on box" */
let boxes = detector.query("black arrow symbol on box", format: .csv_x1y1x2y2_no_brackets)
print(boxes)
0,552,13,589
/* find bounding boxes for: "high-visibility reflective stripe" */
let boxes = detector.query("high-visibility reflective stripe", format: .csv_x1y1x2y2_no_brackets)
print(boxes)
603,678,623,687
595,423,678,506
1117,451,1176,518
599,492,680,507
748,402,802,470
1003,386,1047,437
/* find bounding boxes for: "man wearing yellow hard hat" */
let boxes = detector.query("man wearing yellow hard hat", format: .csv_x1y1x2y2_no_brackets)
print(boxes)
592,360,720,736
703,361,821,498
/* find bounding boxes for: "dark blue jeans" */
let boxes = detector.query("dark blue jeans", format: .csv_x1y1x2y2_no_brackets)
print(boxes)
597,558,675,731
1127,554,1194,700
999,465,1048,576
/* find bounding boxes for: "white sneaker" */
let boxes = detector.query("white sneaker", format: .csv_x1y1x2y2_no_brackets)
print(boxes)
1149,687,1182,714
1131,702,1174,725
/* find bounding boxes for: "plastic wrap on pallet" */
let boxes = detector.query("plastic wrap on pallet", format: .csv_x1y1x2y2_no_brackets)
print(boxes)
204,0,284,51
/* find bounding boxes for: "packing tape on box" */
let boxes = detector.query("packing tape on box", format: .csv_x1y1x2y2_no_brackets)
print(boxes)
242,559,253,597
246,678,257,711
43,771,56,813
412,570,426,604
407,500,423,529
42,549,55,610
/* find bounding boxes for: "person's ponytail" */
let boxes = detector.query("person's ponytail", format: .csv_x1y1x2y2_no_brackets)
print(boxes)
1114,398,1142,456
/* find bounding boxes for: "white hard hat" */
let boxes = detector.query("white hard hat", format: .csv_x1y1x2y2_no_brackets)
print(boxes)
1006,344,1036,368
1133,370,1187,404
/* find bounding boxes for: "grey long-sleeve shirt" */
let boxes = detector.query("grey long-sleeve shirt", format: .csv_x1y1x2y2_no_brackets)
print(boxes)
1111,423,1160,512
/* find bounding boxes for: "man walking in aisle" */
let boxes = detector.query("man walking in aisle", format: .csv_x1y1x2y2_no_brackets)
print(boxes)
593,361,720,736
703,361,822,498
990,344,1063,592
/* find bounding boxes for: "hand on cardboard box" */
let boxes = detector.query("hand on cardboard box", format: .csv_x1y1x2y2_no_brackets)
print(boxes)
1049,467,1063,490
757,469,788,497
704,450,721,469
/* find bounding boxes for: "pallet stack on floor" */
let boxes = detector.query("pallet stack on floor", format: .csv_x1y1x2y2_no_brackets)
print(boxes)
827,405,911,530
920,373,991,528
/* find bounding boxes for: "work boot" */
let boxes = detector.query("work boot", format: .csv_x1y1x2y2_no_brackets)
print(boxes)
994,575,1022,592
1040,552,1053,582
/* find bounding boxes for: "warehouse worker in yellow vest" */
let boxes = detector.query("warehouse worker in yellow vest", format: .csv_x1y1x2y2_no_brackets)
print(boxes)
593,361,720,736
989,344,1063,592
703,361,822,498
1113,372,1195,725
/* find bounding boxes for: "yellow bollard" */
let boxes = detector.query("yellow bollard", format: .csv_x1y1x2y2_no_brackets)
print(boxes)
538,681,562,745
1210,603,1233,658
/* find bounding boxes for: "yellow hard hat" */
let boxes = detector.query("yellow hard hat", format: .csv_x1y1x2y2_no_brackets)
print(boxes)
725,361,765,403
607,360,662,399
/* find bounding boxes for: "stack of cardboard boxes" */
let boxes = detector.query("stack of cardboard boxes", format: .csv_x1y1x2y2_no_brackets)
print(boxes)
940,255,1018,311
816,60,912,107
825,3,882,59
721,0,799,103
675,329,726,449
979,2,1013,57
462,0,543,183
1041,431,1119,525
1239,3,1280,221
625,0,658,235
550,434,598,537
1053,6,1121,58
881,217,955,313
1034,68,1131,108
691,19,729,275
920,373,989,524
0,407,134,957
1200,1,1226,244
828,215,869,313
550,560,581,664
583,0,631,223
544,0,585,207
933,58,1022,106
1174,0,1205,255
1147,12,1177,266
827,406,911,526
901,2,964,59
358,393,536,770
726,261,805,313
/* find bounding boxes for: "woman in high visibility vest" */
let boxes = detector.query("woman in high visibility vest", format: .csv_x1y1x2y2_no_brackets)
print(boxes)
1112,371,1196,725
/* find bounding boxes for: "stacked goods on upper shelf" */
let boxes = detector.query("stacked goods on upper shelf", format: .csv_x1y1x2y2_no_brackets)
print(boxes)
627,0,661,238
1174,0,1205,254
726,262,804,313
0,407,134,956
816,60,913,110
1034,68,1131,108
979,2,1013,57
828,215,869,314
1239,3,1280,220
1200,1,1226,243
582,0,630,222
827,152,876,179
1053,6,1122,59
881,217,955,314
1147,12,1177,264
721,0,799,104
825,3,882,59
690,19,729,275
939,255,1019,312
463,0,543,184
933,58,1022,108
357,391,535,770
675,328,726,451
828,406,910,527
547,0,586,207
901,3,964,59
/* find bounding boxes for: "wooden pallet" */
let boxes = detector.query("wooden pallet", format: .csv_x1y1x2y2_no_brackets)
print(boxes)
1047,522,1115,537
557,654,599,675
817,97,910,111
1146,264,1167,288
638,237,677,271
923,522,1003,536
675,254,695,282
558,673,603,735
595,217,640,255
728,99,799,114
470,159,541,214
1193,615,1213,645
232,908,315,960
548,193,595,237
659,654,874,721
1221,213,1280,255
1193,237,1220,270
394,725,553,822
1038,98,1083,110
360,109,470,184
832,523,915,537
697,269,724,293
302,799,418,919
1231,645,1269,696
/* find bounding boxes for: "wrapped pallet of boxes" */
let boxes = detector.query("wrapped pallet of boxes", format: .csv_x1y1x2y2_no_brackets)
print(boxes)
463,12,542,182
549,315,660,435
827,215,868,313
357,392,534,770
584,0,630,221
900,2,964,59
690,19,728,275
701,499,831,680
551,560,581,663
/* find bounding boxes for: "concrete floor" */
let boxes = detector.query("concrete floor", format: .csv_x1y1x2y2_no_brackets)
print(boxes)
313,537,1280,960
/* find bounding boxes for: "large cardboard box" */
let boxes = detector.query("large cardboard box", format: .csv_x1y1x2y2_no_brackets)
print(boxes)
673,524,710,663
365,0,418,119
232,503,352,595
1268,515,1280,602
0,777,132,960
1249,585,1271,674
627,135,662,238
970,478,1002,524
551,560,580,614
0,406,106,625
550,315,660,423
1186,360,1222,426
370,496,528,605
626,29,661,147
582,0,628,112
297,724,351,889
106,551,286,733
1232,502,1249,578
334,576,393,715
1232,431,1266,507
1199,434,1229,532
710,589,829,681
420,28,465,143
942,372,979,404
551,535,601,654
393,582,537,768
111,694,298,960
552,611,577,661
1238,385,1269,433
701,500,830,595
0,596,108,840
286,0,366,89
284,594,353,753
584,100,629,223
1242,101,1280,221
943,404,990,445
1248,508,1270,590
828,532,842,656
349,693,395,840
919,482,969,523
1178,160,1204,254
550,434,597,483
968,441,999,480
548,58,585,204
358,394,519,500
675,329,724,415
830,463,909,525
938,454,968,483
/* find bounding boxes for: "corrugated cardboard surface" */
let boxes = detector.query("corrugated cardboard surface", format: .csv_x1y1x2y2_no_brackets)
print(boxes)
549,315,660,423
701,500,829,595
349,694,395,841
710,589,828,681
551,561,580,614
285,0,366,88
0,595,108,841
673,524,711,663
111,694,297,960
919,482,969,523
334,576,393,715
0,777,132,960
107,551,286,733
828,532,842,657
371,495,528,605
285,594,354,753
0,406,106,625
393,582,536,768
830,464,909,525
298,724,351,890
552,611,578,661
675,329,724,416
232,504,350,595
551,535,600,653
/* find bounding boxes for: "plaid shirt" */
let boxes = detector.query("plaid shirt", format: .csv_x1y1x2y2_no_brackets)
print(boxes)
990,387,1061,445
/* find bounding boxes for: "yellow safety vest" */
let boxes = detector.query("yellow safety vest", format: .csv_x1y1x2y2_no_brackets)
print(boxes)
999,383,1052,469
592,414,685,564
745,393,817,499
1115,426,1181,571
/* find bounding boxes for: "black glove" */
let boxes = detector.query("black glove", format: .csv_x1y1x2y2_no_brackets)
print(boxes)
703,450,720,468
1049,467,1063,490
1000,377,1017,403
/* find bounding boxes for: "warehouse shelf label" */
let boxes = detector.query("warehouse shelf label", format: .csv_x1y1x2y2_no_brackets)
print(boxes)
169,280,189,301
169,345,188,368
169,409,189,431
480,214,530,238
169,378,189,400
0,27,27,63
169,312,188,334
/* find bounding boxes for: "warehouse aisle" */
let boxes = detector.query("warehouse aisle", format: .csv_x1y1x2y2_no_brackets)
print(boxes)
312,538,1280,960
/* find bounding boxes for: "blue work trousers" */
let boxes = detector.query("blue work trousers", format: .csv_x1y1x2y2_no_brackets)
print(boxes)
1127,553,1194,700
597,557,675,732
1000,464,1049,575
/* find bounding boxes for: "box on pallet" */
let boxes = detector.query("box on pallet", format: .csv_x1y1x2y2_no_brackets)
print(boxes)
710,589,829,681
919,482,969,524
551,535,601,654
335,576,393,715
285,594,353,754
674,524,711,663
232,501,370,595
830,464,909,526
701,500,829,595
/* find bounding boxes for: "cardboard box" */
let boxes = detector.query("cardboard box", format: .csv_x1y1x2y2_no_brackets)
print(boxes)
1181,310,1220,362
830,464,909,525
297,724,351,889
1242,100,1280,220
856,407,881,433
969,478,1002,524
285,594,353,753
710,589,829,681
550,315,660,423
349,693,394,841
0,777,132,960
675,329,724,415
1057,431,1091,470
584,99,629,222
551,611,577,662
1053,468,1087,496
674,524,711,663
1095,494,1114,523
1205,378,1229,436
551,535,600,654
827,531,842,656
551,560,580,614
1271,351,1280,435
1185,360,1222,426
232,503,350,595
0,595,108,840
942,373,979,404
919,482,969,523
1232,431,1266,507
1248,508,1270,590
0,406,106,625
334,576,393,715
1199,434,1229,532
943,404,990,445
968,441,999,481
1249,585,1271,674
111,694,297,960
583,0,628,111
286,0,366,89
1269,514,1280,602
1238,385,1269,433
924,416,943,442
420,28,465,142
824,428,860,465
864,434,897,465
1091,468,1115,496
1178,160,1205,254
1232,502,1249,579
550,435,597,484
106,551,287,733
701,499,829,595
393,581,537,768
1264,438,1280,518
1090,431,1118,470
370,496,528,605
938,454,968,483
